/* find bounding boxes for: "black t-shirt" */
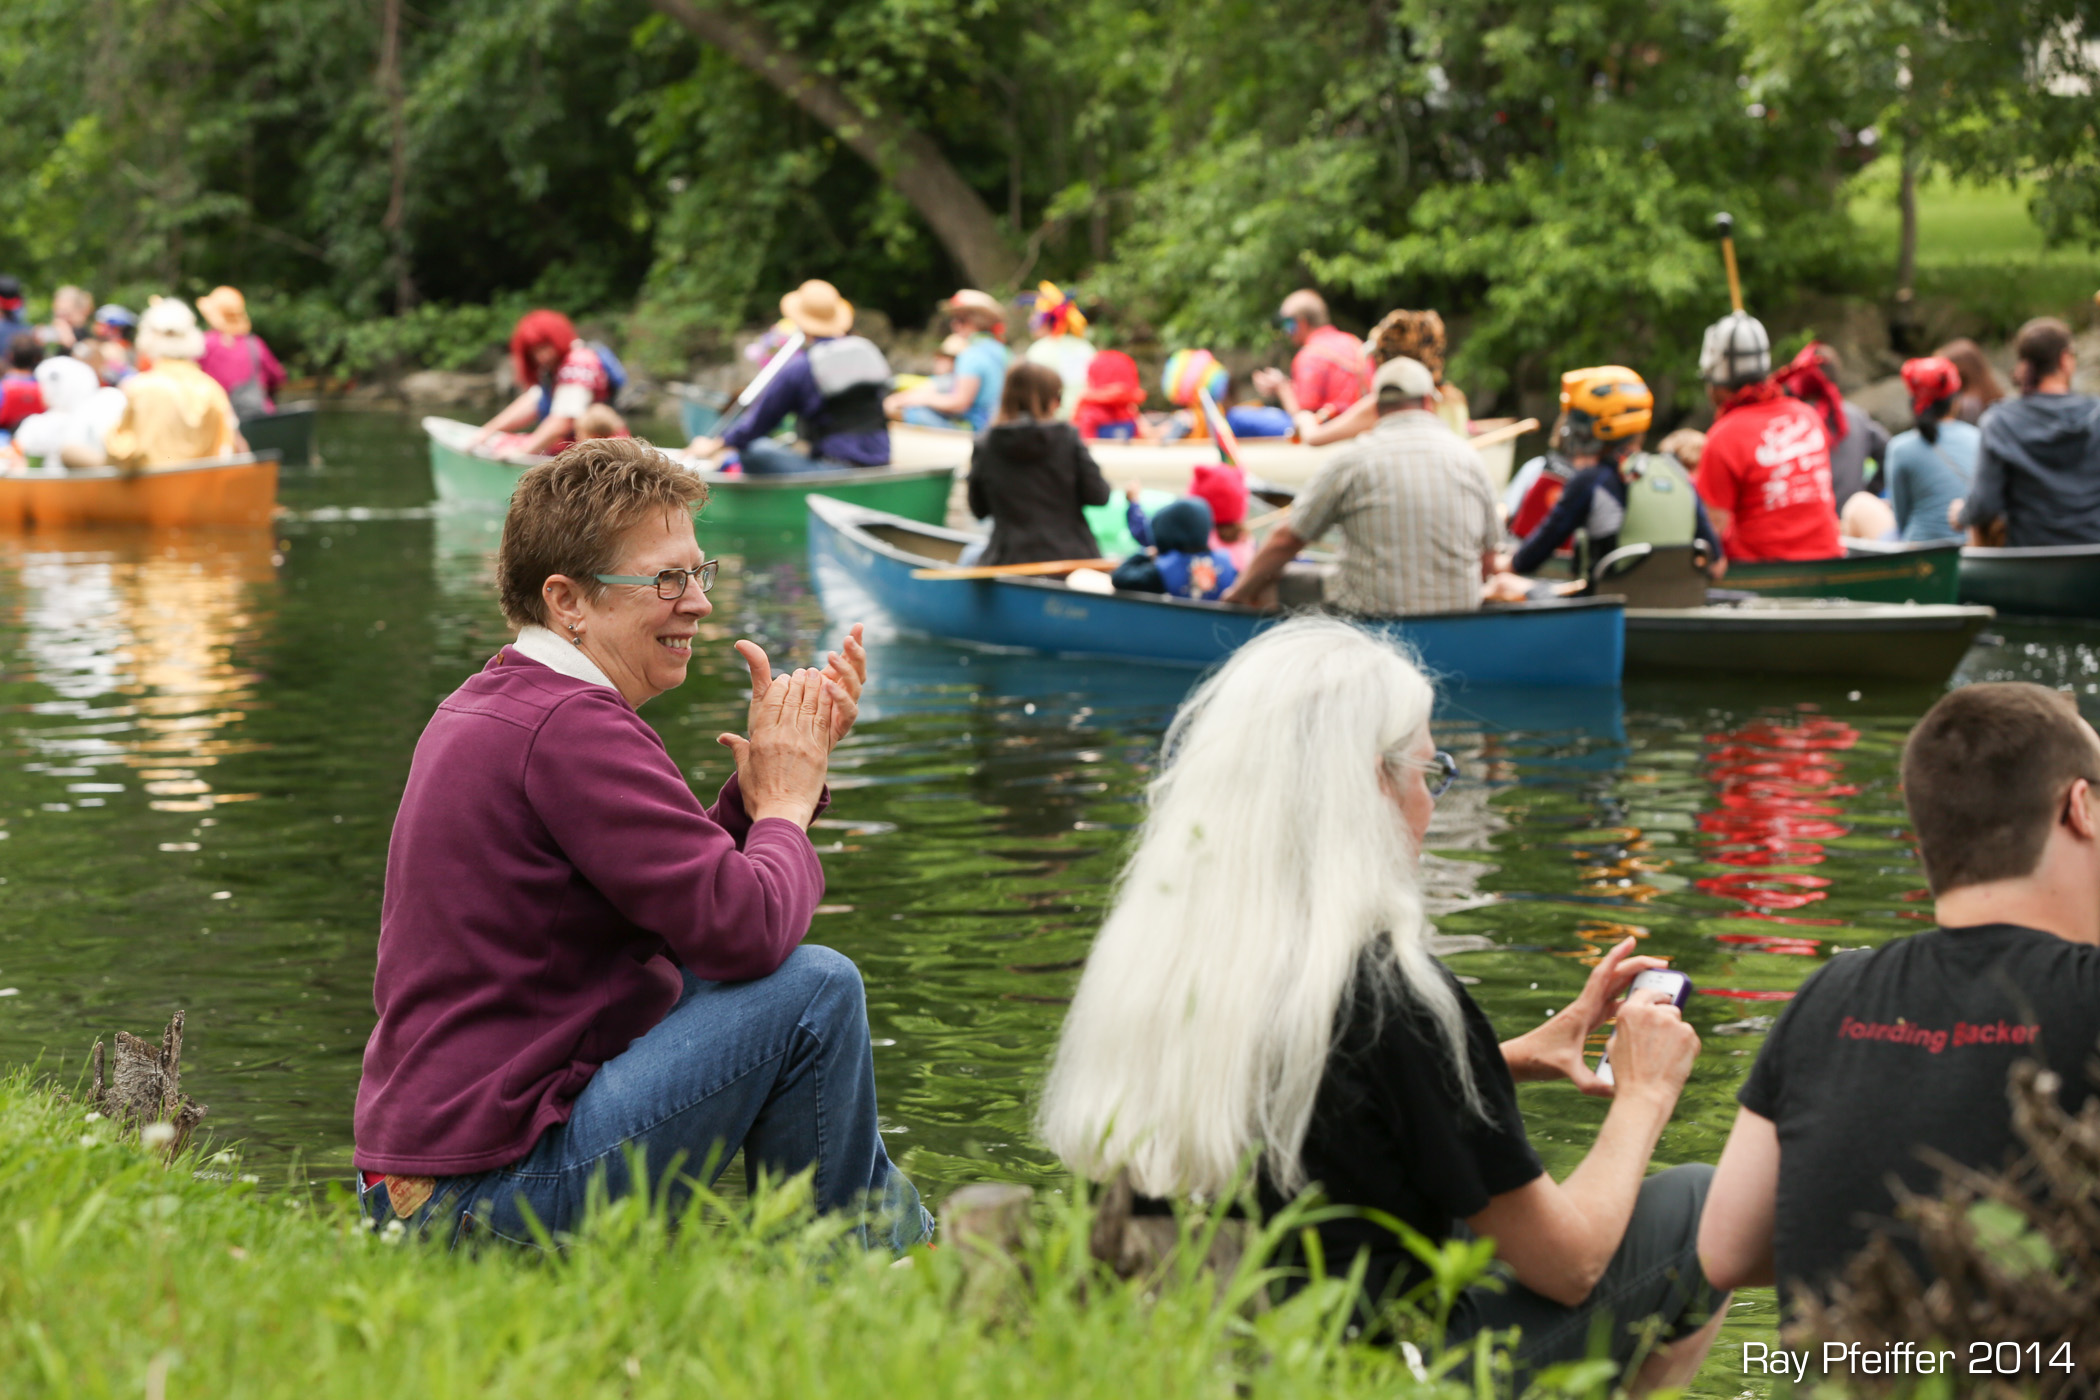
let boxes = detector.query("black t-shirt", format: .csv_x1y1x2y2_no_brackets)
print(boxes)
1257,953,1544,1305
1739,923,2100,1309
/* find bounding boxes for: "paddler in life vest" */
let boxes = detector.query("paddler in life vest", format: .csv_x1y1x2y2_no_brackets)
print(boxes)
471,311,625,457
687,279,893,474
1507,366,1724,581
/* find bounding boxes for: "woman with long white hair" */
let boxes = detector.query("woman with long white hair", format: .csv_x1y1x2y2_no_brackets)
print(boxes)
1039,618,1726,1390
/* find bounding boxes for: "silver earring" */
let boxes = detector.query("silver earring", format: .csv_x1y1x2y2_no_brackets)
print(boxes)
567,621,583,647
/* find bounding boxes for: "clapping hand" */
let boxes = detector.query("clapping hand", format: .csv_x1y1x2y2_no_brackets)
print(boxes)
719,640,845,826
818,623,868,743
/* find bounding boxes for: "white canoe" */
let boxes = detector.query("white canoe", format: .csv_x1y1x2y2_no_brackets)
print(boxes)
888,418,1523,496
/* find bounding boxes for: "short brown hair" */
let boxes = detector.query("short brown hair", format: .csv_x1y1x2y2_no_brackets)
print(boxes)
497,438,707,628
998,361,1063,422
1901,683,2100,894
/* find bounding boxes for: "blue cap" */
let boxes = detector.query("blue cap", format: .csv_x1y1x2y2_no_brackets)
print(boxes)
94,304,137,328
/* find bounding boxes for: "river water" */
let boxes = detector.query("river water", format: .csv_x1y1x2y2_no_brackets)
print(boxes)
2,411,2095,1382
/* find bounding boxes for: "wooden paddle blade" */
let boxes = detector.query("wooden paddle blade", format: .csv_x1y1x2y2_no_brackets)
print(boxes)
1465,417,1541,452
911,557,1119,581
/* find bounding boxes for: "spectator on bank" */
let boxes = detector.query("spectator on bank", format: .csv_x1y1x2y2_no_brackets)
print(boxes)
1225,357,1497,615
353,439,927,1250
1959,317,2100,547
964,362,1111,566
1884,356,1977,544
1936,338,2008,426
1701,683,2100,1313
1039,618,1727,1393
885,290,1009,432
195,286,287,418
37,285,92,352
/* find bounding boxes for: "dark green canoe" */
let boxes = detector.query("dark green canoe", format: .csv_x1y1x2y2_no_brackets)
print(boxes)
423,416,956,534
1725,541,1962,604
239,401,319,466
1958,543,2100,620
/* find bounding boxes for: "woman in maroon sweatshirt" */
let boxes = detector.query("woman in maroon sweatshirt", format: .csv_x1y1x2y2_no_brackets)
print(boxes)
353,437,928,1248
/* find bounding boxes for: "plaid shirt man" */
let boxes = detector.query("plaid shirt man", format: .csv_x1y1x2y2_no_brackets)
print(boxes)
1291,409,1497,616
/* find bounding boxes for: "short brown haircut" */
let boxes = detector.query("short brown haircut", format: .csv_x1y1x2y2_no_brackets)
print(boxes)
496,437,707,628
1901,683,2100,894
997,361,1064,422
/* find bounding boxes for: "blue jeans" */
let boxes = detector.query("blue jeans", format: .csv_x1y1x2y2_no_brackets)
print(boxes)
737,438,836,476
900,405,974,431
359,945,931,1251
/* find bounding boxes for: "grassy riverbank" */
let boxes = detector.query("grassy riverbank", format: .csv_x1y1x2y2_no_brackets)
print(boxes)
0,1074,1557,1400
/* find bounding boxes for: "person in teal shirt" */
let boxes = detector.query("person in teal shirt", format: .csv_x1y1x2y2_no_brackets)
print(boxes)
1886,356,1979,544
886,289,1010,431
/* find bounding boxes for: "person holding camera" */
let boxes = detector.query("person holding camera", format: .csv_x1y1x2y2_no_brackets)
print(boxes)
1038,618,1727,1392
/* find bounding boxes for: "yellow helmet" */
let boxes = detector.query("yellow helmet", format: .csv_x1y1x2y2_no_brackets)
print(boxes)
1559,366,1654,443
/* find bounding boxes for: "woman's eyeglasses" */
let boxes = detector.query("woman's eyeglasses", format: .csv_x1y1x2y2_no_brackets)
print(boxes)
595,561,721,600
1403,750,1459,798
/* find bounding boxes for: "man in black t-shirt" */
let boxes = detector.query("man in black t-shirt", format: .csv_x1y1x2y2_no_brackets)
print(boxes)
1699,682,2100,1316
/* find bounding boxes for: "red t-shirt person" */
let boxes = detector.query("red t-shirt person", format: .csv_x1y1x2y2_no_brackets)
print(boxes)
1291,324,1371,417
1696,382,1841,562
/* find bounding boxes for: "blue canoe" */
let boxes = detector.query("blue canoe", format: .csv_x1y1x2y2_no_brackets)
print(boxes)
806,495,1625,686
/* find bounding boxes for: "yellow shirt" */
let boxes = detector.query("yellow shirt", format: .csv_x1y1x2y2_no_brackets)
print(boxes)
103,360,239,469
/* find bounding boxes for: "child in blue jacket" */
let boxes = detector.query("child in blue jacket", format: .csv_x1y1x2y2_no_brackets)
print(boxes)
1111,497,1239,600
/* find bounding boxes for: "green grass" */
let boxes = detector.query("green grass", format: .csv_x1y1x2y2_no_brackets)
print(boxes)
0,1074,1593,1400
1846,165,2100,338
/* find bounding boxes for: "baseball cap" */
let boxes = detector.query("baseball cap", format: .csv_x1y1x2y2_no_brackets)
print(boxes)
1372,355,1438,399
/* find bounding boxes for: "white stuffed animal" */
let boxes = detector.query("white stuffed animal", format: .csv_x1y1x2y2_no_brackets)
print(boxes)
13,356,127,468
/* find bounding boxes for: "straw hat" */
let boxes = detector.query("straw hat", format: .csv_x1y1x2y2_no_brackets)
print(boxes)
779,279,854,338
945,289,1004,319
136,296,205,361
196,286,252,336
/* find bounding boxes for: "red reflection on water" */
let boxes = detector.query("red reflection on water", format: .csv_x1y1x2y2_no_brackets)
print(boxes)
1697,713,1860,922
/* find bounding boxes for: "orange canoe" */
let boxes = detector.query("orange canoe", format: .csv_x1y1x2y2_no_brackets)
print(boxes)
0,452,279,529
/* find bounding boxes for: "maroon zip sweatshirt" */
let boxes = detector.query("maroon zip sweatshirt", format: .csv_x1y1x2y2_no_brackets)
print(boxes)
353,647,824,1176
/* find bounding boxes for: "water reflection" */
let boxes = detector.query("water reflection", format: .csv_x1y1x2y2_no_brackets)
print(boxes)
3,529,276,818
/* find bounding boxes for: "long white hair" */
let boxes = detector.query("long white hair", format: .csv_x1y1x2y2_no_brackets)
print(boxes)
1037,617,1479,1199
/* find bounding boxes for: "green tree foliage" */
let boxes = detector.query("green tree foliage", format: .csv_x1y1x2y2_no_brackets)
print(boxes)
1729,0,2100,246
0,0,2080,393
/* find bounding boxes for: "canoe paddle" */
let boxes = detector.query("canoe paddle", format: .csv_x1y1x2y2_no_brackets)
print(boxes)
1715,212,1745,314
702,328,807,446
911,557,1119,581
1196,385,1243,469
1466,417,1541,452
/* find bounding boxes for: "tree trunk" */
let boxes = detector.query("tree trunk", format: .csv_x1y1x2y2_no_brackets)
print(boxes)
650,0,1021,291
378,0,418,311
1891,144,1919,353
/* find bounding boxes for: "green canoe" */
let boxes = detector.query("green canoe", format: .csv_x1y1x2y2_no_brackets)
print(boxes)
240,401,319,466
1958,542,2100,620
1724,541,1962,604
423,417,956,533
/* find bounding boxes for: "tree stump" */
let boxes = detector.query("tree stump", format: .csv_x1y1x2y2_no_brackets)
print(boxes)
89,1010,206,1160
